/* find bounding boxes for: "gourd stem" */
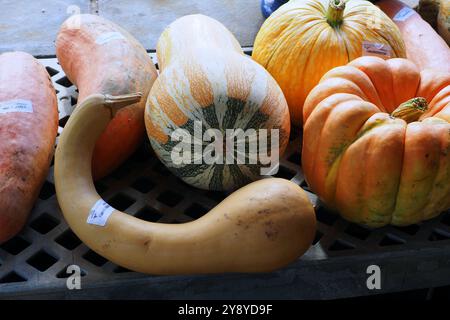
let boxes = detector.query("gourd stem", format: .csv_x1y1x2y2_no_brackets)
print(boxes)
104,93,142,110
391,97,428,123
326,0,346,28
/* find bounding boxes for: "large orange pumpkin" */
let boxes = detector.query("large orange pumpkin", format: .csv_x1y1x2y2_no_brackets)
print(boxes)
302,56,450,227
252,0,406,126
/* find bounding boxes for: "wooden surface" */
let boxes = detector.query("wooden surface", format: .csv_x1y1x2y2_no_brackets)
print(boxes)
0,0,264,56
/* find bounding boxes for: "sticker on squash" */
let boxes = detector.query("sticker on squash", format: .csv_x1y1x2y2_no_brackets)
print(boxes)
0,99,33,114
362,41,391,59
95,32,125,45
393,7,415,22
87,199,115,227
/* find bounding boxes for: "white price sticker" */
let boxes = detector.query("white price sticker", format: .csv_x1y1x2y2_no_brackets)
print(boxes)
362,41,391,59
0,99,33,114
95,32,125,45
87,199,115,226
393,7,415,22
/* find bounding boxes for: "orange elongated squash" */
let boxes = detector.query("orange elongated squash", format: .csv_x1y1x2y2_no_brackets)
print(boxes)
56,14,158,179
378,0,450,73
0,52,58,243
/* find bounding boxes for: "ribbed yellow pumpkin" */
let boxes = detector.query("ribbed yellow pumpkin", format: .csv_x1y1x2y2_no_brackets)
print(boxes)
252,0,407,126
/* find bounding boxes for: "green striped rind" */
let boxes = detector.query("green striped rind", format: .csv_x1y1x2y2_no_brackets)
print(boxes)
149,98,280,191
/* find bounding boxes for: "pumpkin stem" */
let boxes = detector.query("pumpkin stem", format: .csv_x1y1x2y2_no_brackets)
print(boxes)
391,97,428,123
326,0,346,28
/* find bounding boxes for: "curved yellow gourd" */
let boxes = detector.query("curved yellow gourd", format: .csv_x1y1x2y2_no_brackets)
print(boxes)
54,93,316,274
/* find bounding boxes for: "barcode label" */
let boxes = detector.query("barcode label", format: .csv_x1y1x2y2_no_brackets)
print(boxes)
362,41,391,59
95,32,125,45
393,7,415,22
87,199,115,226
0,99,33,114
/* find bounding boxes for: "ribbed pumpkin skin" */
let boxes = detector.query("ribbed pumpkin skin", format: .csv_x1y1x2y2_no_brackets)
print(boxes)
145,15,290,191
56,14,158,180
252,0,406,126
302,56,450,227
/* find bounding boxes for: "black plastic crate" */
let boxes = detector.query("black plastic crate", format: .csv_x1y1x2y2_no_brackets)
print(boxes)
0,52,449,299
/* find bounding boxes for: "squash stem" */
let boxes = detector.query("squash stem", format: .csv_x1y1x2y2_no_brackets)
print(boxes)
391,97,428,123
326,0,346,28
104,93,142,109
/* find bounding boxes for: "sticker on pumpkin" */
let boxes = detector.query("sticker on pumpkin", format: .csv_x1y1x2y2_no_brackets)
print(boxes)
87,199,115,226
393,7,415,21
362,41,391,59
0,99,33,114
95,32,125,45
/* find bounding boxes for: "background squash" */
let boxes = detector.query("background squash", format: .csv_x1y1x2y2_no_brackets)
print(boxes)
56,14,158,180
145,15,290,191
0,52,58,243
438,0,450,45
302,56,450,227
55,93,316,275
378,0,450,73
417,0,440,29
252,0,406,126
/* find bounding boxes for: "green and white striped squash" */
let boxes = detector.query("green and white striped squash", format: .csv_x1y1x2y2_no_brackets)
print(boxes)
145,15,290,191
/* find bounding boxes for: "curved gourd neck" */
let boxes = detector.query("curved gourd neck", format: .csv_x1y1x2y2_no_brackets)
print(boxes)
55,93,142,201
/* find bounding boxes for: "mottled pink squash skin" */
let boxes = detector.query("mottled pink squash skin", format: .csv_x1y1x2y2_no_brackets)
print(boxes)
56,14,158,180
378,0,450,73
0,52,58,243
